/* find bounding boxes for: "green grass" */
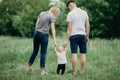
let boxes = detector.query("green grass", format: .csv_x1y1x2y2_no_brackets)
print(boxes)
0,36,120,80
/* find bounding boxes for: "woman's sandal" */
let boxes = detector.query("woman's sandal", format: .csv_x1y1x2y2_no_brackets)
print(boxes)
27,66,34,71
40,70,48,75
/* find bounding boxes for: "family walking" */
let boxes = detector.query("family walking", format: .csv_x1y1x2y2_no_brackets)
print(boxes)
27,0,90,75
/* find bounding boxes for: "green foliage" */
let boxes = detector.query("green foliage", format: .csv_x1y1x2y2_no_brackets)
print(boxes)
0,0,23,36
75,0,120,38
62,0,120,38
12,0,50,37
0,0,120,38
0,0,50,37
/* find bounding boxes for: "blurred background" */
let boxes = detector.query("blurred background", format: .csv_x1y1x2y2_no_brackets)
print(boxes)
0,1,120,80
0,0,120,38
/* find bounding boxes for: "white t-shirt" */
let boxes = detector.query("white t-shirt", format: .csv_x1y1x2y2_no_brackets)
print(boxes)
67,8,89,36
56,51,67,64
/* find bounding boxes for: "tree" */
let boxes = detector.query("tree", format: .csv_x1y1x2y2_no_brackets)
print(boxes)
0,0,50,37
75,0,120,38
0,0,23,36
62,0,120,38
0,0,120,38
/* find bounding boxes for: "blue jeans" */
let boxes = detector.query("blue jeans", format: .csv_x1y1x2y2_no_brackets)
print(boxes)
28,31,48,69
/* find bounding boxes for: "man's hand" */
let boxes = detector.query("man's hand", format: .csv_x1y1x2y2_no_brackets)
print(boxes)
63,40,68,48
86,35,89,43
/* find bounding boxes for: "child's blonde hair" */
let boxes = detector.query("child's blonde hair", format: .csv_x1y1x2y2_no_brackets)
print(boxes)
49,6,60,18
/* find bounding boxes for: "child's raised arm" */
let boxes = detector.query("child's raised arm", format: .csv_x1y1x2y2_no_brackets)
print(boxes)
54,46,58,53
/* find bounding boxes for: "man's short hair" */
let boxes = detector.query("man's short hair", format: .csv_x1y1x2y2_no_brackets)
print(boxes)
66,0,74,7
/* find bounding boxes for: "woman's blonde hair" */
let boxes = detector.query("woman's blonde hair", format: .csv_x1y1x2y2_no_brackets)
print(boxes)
49,6,60,18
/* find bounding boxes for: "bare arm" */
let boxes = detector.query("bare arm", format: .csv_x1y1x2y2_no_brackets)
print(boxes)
51,22,57,47
54,46,57,53
85,19,90,42
64,21,72,47
35,18,40,28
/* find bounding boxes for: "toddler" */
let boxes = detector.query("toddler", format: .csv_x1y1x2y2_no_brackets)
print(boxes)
55,46,67,75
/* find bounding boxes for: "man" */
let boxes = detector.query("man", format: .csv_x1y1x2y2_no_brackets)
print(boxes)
64,0,90,75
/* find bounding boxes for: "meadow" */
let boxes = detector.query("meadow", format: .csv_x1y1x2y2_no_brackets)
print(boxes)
0,36,120,80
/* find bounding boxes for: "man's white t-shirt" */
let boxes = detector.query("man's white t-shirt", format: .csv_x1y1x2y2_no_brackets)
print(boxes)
56,51,67,64
67,8,89,36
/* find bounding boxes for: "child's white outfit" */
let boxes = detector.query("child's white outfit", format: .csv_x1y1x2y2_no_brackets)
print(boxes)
56,51,67,64
56,51,67,75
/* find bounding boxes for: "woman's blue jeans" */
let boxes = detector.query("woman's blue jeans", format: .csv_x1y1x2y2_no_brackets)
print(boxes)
28,31,48,69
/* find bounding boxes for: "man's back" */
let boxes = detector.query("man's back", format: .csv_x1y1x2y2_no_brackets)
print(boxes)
67,8,89,36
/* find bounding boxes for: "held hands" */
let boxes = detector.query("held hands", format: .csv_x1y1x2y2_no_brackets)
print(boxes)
54,40,68,49
54,41,57,47
63,40,68,48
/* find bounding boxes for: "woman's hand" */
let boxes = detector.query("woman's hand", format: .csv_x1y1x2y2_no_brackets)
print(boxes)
54,42,57,47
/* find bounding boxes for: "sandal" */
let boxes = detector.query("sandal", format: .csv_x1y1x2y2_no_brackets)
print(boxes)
40,70,48,75
27,66,33,71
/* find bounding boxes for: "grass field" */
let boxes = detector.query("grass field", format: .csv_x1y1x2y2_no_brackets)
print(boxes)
0,36,120,80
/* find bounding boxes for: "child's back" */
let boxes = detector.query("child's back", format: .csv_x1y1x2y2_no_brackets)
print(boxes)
55,46,67,75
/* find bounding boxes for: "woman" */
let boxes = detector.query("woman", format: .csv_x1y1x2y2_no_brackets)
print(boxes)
27,7,60,75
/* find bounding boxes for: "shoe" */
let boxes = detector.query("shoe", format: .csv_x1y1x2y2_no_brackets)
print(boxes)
40,70,48,75
27,66,33,71
72,72,76,75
